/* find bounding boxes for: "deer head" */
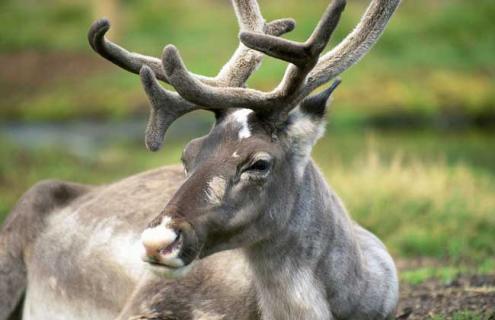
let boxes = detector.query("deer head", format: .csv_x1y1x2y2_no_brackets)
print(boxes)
89,0,400,276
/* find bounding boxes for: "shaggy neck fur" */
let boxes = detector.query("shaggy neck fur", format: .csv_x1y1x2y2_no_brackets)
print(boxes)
244,160,366,320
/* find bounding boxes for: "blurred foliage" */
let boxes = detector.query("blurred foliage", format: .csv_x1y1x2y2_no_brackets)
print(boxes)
401,258,495,285
0,0,494,124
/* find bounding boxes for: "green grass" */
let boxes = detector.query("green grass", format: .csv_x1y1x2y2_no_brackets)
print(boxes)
401,259,495,285
431,310,491,320
0,0,494,122
325,152,495,261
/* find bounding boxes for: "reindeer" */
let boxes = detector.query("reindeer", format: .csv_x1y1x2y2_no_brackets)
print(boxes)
0,0,401,319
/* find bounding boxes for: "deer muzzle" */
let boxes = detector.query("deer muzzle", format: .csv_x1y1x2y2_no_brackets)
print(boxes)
141,217,201,272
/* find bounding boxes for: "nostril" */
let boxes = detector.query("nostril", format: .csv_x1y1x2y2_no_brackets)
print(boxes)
141,224,179,255
159,231,182,255
141,224,185,269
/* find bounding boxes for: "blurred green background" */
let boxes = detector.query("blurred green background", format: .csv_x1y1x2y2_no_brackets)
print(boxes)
0,0,494,280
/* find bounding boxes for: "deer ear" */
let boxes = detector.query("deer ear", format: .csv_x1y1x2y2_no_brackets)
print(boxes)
299,79,341,118
286,79,342,141
285,79,341,167
285,108,326,176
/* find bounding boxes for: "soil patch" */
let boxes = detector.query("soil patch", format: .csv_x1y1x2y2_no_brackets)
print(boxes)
397,274,495,319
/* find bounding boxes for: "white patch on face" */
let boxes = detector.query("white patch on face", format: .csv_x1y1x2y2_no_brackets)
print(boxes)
230,109,253,139
205,176,227,206
232,150,240,158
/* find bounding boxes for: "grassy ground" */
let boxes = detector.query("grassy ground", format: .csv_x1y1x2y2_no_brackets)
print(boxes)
398,273,494,319
0,0,494,123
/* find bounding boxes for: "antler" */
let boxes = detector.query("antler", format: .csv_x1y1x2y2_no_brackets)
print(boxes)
161,0,401,120
88,0,295,150
88,2,295,87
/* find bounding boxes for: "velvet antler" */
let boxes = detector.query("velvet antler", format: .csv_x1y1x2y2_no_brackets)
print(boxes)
160,0,401,121
88,0,295,150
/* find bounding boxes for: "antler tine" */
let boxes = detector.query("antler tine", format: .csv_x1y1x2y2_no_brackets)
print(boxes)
265,19,297,37
214,0,295,86
214,18,295,86
88,19,214,85
163,0,346,117
139,66,197,151
304,0,401,96
240,0,345,68
88,14,294,87
163,0,401,122
253,0,346,105
163,45,273,110
116,0,295,151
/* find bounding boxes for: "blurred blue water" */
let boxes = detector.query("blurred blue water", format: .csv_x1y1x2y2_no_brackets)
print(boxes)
0,114,212,157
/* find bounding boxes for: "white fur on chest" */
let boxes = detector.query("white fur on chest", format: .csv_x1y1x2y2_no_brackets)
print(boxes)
256,265,330,320
23,282,118,320
24,206,145,319
54,207,146,281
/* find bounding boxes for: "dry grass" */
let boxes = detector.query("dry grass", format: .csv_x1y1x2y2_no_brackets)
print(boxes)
315,132,495,262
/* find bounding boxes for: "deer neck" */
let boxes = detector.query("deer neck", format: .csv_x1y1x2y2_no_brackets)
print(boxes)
244,160,364,320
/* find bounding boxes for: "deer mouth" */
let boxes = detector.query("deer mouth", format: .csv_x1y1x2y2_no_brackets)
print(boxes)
158,231,182,257
142,230,199,279
142,228,185,269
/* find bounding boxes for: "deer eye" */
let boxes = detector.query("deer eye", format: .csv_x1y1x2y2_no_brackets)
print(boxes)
247,159,271,172
239,153,272,181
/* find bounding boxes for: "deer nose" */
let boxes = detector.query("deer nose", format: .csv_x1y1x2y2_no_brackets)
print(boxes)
140,221,185,268
141,224,179,258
